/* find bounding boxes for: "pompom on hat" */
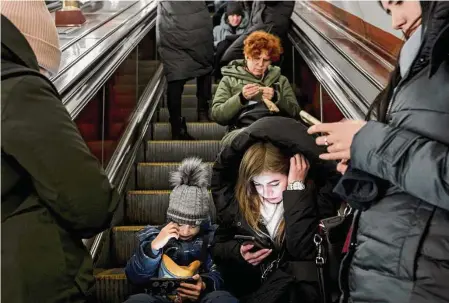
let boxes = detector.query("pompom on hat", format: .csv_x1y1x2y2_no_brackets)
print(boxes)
1,0,61,75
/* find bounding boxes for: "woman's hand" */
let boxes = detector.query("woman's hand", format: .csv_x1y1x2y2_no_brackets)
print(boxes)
307,120,367,161
337,159,349,175
242,83,260,100
177,274,205,301
151,222,179,250
261,87,274,101
288,154,309,183
240,244,272,266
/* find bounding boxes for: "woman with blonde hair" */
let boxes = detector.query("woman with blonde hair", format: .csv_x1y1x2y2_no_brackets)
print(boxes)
211,31,301,147
211,117,340,303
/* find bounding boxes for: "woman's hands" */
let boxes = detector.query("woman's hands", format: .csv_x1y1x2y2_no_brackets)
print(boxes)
242,84,275,101
307,120,367,161
288,153,309,183
151,222,179,250
242,83,260,100
240,243,272,266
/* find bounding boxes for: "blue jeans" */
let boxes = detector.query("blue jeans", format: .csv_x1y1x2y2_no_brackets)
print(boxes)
124,291,239,303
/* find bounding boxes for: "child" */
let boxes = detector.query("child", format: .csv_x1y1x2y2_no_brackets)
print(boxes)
125,158,238,303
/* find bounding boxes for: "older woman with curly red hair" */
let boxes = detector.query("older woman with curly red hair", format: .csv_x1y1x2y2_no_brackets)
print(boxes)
211,31,301,146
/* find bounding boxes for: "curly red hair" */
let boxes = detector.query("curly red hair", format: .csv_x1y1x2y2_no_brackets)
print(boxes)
243,31,283,62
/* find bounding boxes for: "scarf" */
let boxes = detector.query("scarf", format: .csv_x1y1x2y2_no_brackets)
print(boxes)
260,201,284,239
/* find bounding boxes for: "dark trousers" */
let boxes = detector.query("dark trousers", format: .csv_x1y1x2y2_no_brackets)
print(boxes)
167,74,212,121
124,291,239,303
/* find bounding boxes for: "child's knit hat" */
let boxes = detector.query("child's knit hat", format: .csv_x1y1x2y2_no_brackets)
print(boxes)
167,158,210,226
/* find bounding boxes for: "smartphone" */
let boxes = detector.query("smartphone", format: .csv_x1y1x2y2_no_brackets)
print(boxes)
234,235,272,250
300,110,321,126
140,277,196,295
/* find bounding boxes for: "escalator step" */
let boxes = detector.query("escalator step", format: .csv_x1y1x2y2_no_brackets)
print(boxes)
136,162,213,190
112,226,146,268
126,190,216,226
179,95,197,109
152,123,226,141
183,84,219,95
147,140,220,162
158,107,198,122
126,190,169,225
95,268,132,303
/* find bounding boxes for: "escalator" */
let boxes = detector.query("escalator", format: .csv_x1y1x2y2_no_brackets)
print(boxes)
48,1,396,302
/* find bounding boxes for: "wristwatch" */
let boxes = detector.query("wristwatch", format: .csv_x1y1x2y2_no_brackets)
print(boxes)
287,180,305,191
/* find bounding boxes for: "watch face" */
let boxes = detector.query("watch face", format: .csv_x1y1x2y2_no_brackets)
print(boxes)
293,181,305,190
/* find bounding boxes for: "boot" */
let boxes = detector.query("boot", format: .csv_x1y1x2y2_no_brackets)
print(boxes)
198,99,211,122
170,116,196,140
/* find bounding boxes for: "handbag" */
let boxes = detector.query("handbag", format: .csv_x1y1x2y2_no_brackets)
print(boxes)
314,204,354,303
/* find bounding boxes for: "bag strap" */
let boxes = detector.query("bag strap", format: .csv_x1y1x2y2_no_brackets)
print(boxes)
314,204,354,303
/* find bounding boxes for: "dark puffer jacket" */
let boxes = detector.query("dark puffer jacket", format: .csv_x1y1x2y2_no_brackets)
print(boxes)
156,1,214,82
210,117,341,302
339,2,449,302
220,1,295,64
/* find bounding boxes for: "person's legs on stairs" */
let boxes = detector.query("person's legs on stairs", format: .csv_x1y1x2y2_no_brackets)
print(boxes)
196,74,212,121
167,79,195,140
200,291,239,303
124,293,170,303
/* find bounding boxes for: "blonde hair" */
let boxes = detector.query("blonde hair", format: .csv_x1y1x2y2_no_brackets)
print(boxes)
236,142,289,246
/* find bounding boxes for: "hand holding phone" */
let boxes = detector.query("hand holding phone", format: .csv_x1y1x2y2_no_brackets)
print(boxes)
240,243,272,266
300,110,321,126
234,235,272,250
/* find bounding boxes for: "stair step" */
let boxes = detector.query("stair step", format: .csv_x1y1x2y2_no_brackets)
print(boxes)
158,107,198,122
112,226,147,268
147,140,220,162
183,84,219,95
95,268,132,303
136,162,213,190
180,95,197,108
152,123,226,141
126,190,216,225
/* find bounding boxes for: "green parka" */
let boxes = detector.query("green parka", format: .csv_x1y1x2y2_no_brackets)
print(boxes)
211,59,300,145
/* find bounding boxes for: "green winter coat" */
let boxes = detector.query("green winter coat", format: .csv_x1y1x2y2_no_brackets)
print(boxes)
1,16,118,302
211,59,300,146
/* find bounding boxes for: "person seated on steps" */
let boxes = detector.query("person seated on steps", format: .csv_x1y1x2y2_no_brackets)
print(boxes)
213,2,249,47
213,1,249,80
157,1,214,140
211,31,301,148
210,117,342,303
125,158,238,303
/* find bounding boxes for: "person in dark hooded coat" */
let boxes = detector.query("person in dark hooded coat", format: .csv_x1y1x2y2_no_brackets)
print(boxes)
210,117,341,303
308,1,449,302
157,1,214,139
219,1,295,66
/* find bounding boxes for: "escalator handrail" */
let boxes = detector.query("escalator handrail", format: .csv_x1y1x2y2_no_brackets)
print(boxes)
53,0,157,97
85,64,166,260
289,4,385,119
63,14,157,120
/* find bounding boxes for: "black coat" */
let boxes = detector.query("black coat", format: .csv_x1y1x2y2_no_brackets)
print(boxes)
220,1,295,65
339,2,449,302
156,1,214,82
210,117,341,302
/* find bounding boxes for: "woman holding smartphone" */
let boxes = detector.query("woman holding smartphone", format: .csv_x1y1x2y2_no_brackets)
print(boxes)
211,117,341,303
308,1,449,302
